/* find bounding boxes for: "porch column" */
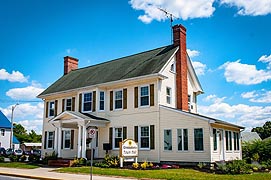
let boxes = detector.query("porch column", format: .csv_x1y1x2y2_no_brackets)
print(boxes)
57,126,62,157
77,125,82,158
82,125,86,158
54,129,58,151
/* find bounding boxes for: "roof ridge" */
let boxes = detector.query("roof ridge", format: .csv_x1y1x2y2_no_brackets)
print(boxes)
71,45,171,72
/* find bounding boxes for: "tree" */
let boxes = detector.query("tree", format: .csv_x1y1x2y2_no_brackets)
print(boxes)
252,121,271,139
28,130,42,143
13,123,42,143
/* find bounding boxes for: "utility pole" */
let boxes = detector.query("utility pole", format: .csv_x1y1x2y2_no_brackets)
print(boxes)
10,103,19,149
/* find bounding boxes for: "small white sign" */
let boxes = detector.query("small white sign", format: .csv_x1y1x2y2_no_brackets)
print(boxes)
88,128,96,138
120,139,138,157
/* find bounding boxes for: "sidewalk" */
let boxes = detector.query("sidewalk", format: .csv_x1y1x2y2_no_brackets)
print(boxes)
0,167,134,180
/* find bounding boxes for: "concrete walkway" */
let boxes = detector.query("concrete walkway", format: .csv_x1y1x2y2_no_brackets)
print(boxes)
0,167,134,180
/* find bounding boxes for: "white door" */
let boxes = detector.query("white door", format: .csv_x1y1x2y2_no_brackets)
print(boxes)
219,129,225,161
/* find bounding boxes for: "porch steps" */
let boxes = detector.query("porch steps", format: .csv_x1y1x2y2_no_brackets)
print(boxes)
48,159,73,167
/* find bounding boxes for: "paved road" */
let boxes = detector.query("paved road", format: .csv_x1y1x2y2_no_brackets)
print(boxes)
0,175,37,180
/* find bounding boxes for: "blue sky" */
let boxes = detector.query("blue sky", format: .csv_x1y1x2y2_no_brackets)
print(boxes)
0,0,271,134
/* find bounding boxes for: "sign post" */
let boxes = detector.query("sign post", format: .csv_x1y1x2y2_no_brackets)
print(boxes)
119,139,138,168
88,128,96,180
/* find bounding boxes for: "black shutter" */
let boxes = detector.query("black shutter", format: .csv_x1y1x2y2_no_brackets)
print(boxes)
54,100,58,117
45,102,48,118
134,87,138,108
62,99,65,112
79,93,82,112
123,89,127,109
134,126,138,143
123,127,127,140
150,84,154,106
61,130,63,149
109,127,113,149
110,91,113,111
93,91,96,112
150,125,155,149
72,97,75,111
71,130,74,149
44,131,47,149
52,131,55,149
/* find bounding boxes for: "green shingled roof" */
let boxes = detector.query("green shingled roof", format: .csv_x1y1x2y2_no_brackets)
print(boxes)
39,45,178,96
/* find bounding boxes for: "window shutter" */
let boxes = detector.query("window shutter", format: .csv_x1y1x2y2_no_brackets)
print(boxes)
150,84,154,106
62,99,65,112
109,127,113,149
150,125,155,149
110,91,113,111
93,91,96,112
123,88,127,109
52,131,55,149
54,100,58,117
134,126,138,143
45,102,49,118
44,131,47,149
134,87,138,108
71,130,74,149
123,126,127,140
72,97,75,111
61,130,63,149
79,93,82,112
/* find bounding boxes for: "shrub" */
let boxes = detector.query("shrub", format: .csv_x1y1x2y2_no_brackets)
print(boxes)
94,154,119,168
132,162,139,169
0,156,4,162
217,160,251,174
9,155,19,162
42,151,58,164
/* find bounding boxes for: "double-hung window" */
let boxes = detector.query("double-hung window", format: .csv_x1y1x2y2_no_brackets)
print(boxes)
114,128,122,149
99,91,105,111
177,129,188,151
140,86,149,106
115,90,123,109
213,129,217,151
83,92,92,112
63,130,71,149
233,132,240,151
1,129,5,136
225,130,232,151
48,101,55,117
194,128,204,151
47,131,54,149
65,98,72,111
166,87,171,104
140,126,150,149
164,129,172,150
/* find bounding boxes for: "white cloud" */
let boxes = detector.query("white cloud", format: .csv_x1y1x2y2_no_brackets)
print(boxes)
219,60,271,85
242,90,271,103
198,95,271,130
221,0,271,16
17,119,43,135
0,69,28,83
129,0,215,23
192,61,206,76
187,49,200,58
6,82,44,100
203,94,226,103
259,54,271,69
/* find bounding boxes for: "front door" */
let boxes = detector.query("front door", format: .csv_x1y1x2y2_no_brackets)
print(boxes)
87,129,99,159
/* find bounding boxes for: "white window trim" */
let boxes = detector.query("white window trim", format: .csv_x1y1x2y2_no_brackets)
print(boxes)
139,85,150,107
164,128,172,151
139,125,150,150
177,128,189,152
113,127,123,150
47,131,54,149
193,128,204,152
82,92,93,113
169,61,176,73
65,98,72,111
99,91,105,111
225,130,233,152
114,89,123,110
63,129,71,150
48,101,55,117
166,87,172,104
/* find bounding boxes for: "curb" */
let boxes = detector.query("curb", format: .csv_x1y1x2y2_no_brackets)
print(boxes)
0,172,62,180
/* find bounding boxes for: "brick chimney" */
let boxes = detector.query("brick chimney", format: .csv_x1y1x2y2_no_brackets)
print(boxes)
64,56,78,75
173,24,188,111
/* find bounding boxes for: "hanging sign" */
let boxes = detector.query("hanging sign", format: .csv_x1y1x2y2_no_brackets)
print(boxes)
88,128,96,138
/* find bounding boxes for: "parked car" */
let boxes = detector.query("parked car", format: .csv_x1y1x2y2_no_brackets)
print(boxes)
5,148,14,156
14,149,23,156
32,149,41,156
0,147,6,156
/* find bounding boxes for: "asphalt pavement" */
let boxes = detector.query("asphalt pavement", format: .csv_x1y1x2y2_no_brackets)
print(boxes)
0,167,134,180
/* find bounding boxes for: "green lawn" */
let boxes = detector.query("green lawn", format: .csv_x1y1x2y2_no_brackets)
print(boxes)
0,162,40,169
56,166,271,180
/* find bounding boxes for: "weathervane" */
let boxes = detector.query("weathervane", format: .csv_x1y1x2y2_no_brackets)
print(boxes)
158,7,179,43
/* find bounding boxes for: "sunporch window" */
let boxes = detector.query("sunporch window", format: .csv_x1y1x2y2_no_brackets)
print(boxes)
194,128,204,151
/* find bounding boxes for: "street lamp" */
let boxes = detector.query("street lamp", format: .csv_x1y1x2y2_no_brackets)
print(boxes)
10,103,19,149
